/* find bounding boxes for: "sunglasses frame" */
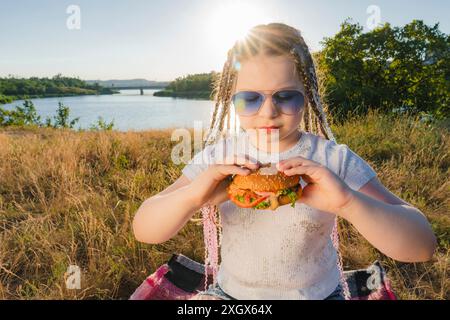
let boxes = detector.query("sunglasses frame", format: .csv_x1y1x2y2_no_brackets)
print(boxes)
231,89,306,117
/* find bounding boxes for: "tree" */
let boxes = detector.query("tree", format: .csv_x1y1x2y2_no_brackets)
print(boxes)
0,100,42,126
0,75,116,103
45,102,80,129
316,19,449,120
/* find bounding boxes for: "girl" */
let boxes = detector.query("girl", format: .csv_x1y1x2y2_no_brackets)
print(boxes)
132,23,436,300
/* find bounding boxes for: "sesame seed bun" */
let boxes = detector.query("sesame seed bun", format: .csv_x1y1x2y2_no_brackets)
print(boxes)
231,164,300,192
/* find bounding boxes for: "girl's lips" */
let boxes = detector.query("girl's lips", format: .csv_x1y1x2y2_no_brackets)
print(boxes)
258,126,280,132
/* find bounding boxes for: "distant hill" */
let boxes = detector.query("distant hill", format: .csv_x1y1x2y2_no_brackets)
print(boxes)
86,79,169,88
153,72,218,100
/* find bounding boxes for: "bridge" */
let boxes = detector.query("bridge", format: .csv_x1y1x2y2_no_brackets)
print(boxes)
111,86,167,95
111,85,166,90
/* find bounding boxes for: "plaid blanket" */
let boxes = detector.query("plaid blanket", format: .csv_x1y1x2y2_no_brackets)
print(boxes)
129,254,397,300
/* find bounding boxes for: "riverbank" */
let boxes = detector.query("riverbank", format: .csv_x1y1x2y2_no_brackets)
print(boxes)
0,111,448,299
153,89,212,100
0,91,120,105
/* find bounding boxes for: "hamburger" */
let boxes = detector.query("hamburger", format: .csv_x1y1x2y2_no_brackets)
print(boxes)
227,163,302,210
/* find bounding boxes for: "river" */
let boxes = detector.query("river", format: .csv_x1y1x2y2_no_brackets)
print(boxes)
1,89,217,131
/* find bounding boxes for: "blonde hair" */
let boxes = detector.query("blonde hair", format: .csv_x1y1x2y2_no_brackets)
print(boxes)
204,22,336,148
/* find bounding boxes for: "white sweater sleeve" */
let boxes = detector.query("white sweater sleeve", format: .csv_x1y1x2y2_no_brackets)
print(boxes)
181,144,214,182
336,144,377,191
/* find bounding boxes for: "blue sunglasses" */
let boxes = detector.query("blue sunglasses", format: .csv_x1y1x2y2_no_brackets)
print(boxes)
231,89,305,117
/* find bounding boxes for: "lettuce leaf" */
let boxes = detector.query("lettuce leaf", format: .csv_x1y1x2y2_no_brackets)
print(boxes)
254,200,270,209
277,187,298,208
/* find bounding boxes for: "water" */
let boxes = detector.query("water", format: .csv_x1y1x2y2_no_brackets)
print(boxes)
1,89,216,131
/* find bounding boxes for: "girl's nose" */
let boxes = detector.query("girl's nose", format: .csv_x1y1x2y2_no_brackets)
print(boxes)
258,97,279,118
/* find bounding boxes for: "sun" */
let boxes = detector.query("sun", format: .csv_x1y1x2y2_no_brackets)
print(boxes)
206,2,271,53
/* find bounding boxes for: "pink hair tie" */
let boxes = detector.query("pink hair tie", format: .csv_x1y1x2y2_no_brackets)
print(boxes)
201,203,220,291
331,217,351,300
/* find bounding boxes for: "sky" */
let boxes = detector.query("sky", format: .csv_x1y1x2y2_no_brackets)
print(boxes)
0,0,448,81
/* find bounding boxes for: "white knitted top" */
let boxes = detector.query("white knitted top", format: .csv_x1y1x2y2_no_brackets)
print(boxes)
182,131,377,299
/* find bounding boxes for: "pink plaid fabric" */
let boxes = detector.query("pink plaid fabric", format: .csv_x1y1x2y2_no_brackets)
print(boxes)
350,277,397,300
130,254,397,300
129,264,200,300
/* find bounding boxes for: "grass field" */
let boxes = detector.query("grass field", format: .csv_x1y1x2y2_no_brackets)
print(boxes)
0,111,448,299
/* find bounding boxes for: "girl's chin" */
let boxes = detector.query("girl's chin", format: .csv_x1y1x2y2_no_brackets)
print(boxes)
246,130,286,145
241,127,290,140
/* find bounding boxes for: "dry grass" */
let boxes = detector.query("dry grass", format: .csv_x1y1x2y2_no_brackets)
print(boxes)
0,111,448,299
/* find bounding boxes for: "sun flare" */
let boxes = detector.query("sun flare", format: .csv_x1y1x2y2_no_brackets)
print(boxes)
207,2,271,53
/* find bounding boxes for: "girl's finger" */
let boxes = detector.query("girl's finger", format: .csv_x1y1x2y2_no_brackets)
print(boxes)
208,186,230,206
300,174,314,184
277,157,318,170
221,154,260,170
218,165,251,177
282,165,323,181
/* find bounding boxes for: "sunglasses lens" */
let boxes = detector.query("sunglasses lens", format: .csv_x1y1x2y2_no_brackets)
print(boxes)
232,91,263,116
273,90,305,114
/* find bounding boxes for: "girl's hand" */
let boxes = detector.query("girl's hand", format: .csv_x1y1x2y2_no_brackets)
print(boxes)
277,157,354,215
190,154,260,207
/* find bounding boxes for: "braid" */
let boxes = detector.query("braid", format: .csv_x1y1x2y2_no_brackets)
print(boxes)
209,76,224,132
303,102,310,132
205,50,235,148
200,51,237,289
225,73,237,133
290,38,335,141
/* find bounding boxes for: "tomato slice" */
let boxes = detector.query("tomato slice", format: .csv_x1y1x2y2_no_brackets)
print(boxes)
230,192,269,208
